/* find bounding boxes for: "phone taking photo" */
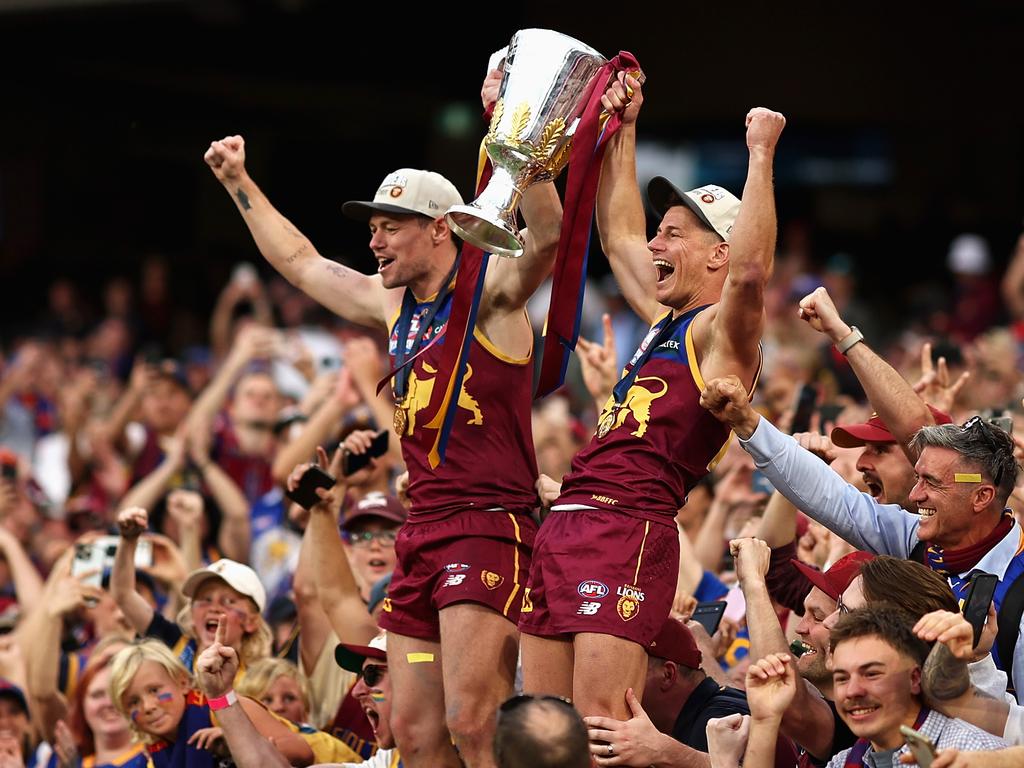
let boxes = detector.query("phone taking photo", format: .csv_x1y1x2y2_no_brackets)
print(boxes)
342,430,389,477
691,601,726,636
790,383,817,435
899,725,936,768
962,572,998,648
285,466,336,511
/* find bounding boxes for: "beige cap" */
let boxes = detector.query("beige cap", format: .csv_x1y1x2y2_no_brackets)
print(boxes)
647,177,741,241
342,169,464,221
182,559,266,613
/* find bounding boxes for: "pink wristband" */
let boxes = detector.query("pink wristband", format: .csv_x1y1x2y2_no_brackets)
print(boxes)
207,690,238,711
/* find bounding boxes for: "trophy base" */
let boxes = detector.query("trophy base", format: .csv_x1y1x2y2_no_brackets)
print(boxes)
446,206,525,259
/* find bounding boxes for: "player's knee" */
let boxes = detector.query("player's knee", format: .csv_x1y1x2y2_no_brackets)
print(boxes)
390,709,449,756
445,698,493,747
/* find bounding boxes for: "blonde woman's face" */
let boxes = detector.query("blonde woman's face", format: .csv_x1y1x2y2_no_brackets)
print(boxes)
260,675,307,724
121,661,188,741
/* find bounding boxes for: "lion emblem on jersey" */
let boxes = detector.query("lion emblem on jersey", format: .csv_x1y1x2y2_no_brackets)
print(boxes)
405,363,484,436
597,376,669,438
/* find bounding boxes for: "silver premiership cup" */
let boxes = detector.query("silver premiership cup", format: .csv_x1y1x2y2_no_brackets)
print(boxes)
445,29,607,258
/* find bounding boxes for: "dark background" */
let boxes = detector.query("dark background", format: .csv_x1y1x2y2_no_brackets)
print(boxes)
2,0,1023,339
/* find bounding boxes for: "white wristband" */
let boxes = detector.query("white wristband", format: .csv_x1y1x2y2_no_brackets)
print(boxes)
836,326,864,355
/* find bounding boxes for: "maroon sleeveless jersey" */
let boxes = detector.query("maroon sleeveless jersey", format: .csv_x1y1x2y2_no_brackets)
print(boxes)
388,290,538,521
558,305,759,521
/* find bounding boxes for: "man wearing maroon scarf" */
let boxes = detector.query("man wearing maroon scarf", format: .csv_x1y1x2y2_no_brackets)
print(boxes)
701,375,1024,702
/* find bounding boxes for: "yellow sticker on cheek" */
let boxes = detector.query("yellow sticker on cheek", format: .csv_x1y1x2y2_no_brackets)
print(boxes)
406,652,435,663
954,473,982,483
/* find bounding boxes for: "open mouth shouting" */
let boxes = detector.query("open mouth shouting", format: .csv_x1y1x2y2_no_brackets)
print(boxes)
377,256,396,276
862,473,882,499
653,259,675,283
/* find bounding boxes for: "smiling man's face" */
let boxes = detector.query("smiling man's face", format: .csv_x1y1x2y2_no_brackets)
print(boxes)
832,635,921,752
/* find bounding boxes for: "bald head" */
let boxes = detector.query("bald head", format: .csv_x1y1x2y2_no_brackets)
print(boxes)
493,697,589,768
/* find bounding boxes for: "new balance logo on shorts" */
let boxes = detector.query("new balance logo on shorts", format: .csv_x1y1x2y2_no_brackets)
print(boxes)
577,602,601,616
443,574,466,587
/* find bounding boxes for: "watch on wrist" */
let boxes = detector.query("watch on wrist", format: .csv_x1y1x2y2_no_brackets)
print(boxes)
836,326,864,355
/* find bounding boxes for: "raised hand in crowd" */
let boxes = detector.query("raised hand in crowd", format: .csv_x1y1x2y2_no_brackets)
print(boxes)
913,341,970,415
742,654,797,768
52,719,80,768
707,713,751,768
165,488,204,571
576,312,619,411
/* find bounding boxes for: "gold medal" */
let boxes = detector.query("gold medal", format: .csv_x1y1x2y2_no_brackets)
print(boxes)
596,408,617,439
393,400,409,436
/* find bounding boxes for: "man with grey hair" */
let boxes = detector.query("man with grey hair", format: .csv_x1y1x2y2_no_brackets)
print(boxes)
698,376,1024,701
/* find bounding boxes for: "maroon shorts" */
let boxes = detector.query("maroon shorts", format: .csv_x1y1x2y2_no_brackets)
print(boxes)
377,510,537,641
518,508,678,646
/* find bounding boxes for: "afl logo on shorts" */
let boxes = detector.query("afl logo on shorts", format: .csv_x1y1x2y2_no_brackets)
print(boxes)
577,580,609,599
444,563,470,573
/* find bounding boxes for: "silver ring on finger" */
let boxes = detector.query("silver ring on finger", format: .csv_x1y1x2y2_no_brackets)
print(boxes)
607,743,614,757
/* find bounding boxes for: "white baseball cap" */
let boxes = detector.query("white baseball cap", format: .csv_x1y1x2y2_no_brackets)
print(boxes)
182,559,267,613
647,178,741,241
342,169,464,221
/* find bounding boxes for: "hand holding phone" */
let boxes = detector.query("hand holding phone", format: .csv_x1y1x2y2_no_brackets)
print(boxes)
285,465,337,511
962,572,998,648
342,429,389,477
691,601,726,636
899,725,936,768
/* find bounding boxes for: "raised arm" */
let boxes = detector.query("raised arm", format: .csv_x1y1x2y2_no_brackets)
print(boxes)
183,324,280,436
118,434,185,510
705,108,785,377
188,432,250,563
595,74,660,325
110,507,157,634
288,449,377,645
205,135,388,329
797,287,934,462
732,537,836,758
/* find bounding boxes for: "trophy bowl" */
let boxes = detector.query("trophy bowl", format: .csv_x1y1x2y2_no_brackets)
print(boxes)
446,29,607,258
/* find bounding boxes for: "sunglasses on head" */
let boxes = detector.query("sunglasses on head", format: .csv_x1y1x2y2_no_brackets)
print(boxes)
361,663,388,687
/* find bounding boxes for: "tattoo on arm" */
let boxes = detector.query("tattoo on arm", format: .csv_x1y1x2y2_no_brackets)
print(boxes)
285,244,309,264
923,643,971,701
324,263,348,280
235,188,252,211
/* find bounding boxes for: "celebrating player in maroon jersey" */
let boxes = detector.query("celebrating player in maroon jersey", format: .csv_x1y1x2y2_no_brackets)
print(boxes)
518,74,786,723
204,128,560,767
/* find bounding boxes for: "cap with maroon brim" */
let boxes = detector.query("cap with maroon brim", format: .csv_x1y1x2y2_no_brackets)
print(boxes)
830,405,952,449
335,632,387,673
790,550,875,602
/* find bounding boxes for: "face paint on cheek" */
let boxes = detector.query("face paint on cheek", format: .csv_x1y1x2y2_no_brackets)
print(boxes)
130,710,139,722
370,693,387,703
157,693,175,704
